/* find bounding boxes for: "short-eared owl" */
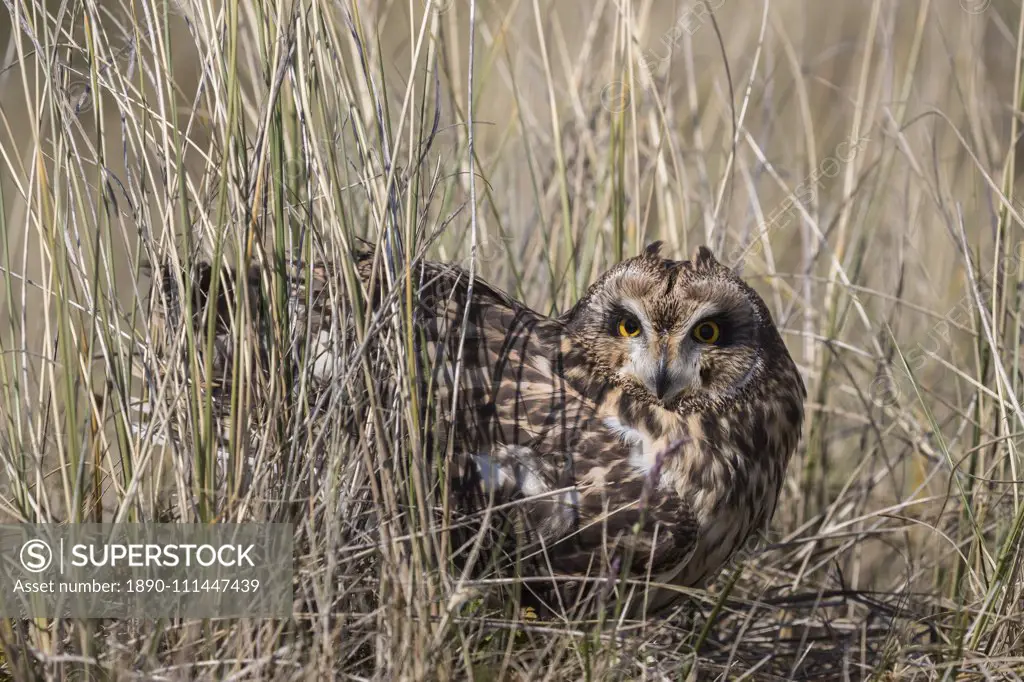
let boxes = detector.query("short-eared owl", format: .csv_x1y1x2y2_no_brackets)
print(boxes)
160,242,805,611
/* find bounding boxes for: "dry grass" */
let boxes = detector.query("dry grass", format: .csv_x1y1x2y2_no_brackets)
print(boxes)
1,0,1024,679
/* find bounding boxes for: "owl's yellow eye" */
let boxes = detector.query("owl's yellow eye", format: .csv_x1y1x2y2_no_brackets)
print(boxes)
617,317,642,337
692,320,721,344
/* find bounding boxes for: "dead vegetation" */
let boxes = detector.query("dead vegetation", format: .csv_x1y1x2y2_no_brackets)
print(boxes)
1,0,1024,679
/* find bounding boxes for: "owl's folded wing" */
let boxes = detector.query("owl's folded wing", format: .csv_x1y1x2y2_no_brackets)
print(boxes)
463,434,700,589
546,435,700,583
558,478,700,581
415,262,600,456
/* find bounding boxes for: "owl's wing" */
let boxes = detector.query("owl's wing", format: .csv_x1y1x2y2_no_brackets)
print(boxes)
547,432,700,581
467,444,579,543
464,433,700,587
413,260,599,457
149,255,593,447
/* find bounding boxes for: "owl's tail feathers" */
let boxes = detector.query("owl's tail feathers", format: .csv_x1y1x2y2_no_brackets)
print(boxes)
128,260,270,461
138,258,375,443
467,446,579,544
142,260,266,389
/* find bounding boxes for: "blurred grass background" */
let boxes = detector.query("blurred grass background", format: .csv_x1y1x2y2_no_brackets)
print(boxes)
1,0,1024,678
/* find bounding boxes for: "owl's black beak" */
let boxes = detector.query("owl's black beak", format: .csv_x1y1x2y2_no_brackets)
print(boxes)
654,357,671,399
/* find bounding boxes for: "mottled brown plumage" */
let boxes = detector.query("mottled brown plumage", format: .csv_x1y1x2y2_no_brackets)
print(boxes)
157,243,805,613
400,243,805,610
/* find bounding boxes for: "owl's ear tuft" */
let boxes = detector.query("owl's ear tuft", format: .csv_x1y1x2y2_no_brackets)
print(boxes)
643,241,664,258
691,246,720,270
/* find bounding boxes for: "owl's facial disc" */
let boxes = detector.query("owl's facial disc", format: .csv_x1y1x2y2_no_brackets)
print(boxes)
608,303,699,405
608,295,762,405
564,246,768,406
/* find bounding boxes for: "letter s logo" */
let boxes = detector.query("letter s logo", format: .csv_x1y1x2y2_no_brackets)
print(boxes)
20,540,52,573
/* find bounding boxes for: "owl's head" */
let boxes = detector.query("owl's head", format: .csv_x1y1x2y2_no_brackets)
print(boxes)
563,243,782,407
